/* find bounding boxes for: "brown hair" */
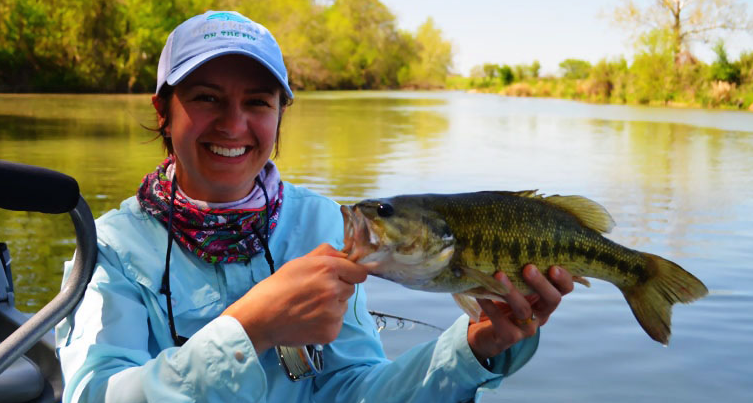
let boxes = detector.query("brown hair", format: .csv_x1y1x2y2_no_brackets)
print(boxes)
152,84,293,157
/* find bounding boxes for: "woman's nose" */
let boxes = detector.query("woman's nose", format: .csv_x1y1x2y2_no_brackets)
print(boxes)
216,104,247,136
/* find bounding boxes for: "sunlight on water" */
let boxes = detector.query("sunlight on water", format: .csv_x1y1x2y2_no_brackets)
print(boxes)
1,92,752,402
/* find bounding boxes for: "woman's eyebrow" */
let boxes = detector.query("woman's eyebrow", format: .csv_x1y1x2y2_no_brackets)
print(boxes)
184,82,222,91
184,82,274,94
244,87,276,95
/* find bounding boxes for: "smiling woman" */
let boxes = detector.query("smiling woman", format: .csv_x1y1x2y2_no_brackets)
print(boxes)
52,9,573,403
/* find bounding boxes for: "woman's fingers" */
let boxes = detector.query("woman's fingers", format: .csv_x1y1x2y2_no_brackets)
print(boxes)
468,265,575,361
521,264,574,325
306,242,349,258
548,265,575,295
492,271,532,324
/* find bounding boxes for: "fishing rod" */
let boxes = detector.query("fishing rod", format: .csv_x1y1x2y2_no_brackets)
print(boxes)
368,310,444,332
277,310,444,381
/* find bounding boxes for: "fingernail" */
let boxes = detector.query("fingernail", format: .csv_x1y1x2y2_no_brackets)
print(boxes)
551,266,560,278
527,265,538,278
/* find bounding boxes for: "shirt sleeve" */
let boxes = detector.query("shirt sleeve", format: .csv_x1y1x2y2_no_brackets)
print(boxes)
55,244,269,403
311,284,540,403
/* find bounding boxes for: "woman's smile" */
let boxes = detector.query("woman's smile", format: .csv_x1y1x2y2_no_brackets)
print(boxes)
207,144,249,158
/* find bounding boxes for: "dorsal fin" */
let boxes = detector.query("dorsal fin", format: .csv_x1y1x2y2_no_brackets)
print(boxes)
506,190,543,199
543,194,615,233
489,190,615,233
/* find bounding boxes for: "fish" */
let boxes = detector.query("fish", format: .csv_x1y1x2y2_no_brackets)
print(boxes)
340,190,708,345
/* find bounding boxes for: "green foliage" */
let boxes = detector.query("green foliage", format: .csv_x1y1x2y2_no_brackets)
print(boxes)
482,63,499,79
709,40,741,84
530,60,541,78
587,58,628,103
0,0,453,92
628,29,677,104
559,59,591,79
737,51,753,85
496,65,512,85
398,18,453,89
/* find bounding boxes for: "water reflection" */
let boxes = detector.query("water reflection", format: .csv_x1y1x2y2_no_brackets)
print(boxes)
276,92,449,202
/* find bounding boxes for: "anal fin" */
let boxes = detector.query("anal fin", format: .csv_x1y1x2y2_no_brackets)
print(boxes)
573,276,591,287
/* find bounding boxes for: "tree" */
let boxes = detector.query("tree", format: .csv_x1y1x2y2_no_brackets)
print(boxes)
709,40,741,84
482,63,499,79
629,29,677,104
611,0,752,55
398,18,453,88
530,60,541,78
559,59,591,79
498,65,514,85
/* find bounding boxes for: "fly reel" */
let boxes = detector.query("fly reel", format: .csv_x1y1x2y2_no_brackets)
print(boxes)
276,344,323,381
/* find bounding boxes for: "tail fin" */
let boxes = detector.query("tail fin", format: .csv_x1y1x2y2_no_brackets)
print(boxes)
622,253,708,345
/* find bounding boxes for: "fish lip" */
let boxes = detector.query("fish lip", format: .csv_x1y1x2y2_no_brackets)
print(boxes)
340,204,378,263
341,205,354,254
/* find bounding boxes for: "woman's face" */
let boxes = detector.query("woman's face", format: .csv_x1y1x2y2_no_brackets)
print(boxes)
157,54,284,202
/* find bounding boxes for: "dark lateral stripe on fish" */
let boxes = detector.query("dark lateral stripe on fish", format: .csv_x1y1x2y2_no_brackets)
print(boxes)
540,239,550,258
585,247,598,263
510,238,522,263
473,232,483,251
492,236,501,268
527,239,537,259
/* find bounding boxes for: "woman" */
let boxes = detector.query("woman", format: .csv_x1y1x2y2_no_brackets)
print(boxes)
55,10,574,402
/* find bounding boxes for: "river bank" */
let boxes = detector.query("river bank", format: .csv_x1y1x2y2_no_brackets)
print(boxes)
447,77,753,112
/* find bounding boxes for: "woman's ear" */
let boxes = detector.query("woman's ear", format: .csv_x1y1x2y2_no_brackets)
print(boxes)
152,94,170,136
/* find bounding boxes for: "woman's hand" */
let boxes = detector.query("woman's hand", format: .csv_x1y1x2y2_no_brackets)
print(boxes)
221,243,368,354
467,265,574,361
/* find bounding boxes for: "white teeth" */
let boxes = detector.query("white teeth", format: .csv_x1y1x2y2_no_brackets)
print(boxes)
209,144,247,157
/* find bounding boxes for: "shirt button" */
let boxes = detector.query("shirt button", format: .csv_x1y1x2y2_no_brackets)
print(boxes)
234,351,245,362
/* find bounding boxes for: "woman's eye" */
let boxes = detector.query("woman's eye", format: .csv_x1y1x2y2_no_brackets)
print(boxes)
247,98,271,107
193,94,217,102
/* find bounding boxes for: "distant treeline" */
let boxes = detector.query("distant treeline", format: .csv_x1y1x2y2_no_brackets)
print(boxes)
0,0,452,93
451,30,753,110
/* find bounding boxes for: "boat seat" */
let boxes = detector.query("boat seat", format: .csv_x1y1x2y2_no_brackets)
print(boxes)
0,355,44,403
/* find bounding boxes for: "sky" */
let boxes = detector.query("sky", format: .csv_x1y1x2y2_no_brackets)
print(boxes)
380,0,753,76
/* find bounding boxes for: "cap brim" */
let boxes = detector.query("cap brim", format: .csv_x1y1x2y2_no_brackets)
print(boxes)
166,48,294,99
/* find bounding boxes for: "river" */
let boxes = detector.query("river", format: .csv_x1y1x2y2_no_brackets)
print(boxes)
1,92,751,402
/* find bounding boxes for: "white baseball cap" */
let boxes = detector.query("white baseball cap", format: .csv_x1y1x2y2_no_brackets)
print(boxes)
156,10,293,99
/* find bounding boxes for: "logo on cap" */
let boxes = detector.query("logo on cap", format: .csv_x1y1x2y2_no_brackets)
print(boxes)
207,12,252,23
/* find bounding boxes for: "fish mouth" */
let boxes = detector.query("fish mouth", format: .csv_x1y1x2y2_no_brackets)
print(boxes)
341,204,379,263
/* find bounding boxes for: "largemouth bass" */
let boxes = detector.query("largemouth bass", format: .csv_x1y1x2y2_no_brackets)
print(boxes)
341,190,708,345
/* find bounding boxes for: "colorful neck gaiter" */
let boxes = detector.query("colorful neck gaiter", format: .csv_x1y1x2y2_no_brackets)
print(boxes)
137,156,283,264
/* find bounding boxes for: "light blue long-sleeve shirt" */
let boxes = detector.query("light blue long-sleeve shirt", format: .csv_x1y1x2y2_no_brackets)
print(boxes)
55,182,539,402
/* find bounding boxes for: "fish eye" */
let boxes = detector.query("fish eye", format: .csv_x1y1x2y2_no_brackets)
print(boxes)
377,203,394,218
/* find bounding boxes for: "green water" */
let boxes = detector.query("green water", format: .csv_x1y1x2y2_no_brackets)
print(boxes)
1,92,752,402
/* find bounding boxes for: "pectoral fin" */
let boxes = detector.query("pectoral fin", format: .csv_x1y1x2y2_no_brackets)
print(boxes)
452,287,509,322
452,293,482,322
463,268,510,296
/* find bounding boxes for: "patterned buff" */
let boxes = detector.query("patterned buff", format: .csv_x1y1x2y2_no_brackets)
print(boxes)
137,156,283,264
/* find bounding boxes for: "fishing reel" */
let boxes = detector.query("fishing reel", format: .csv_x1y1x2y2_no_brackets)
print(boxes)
274,311,443,381
276,344,323,381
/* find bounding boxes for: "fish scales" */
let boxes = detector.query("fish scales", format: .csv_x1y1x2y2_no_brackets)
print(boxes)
341,190,708,344
427,192,644,293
